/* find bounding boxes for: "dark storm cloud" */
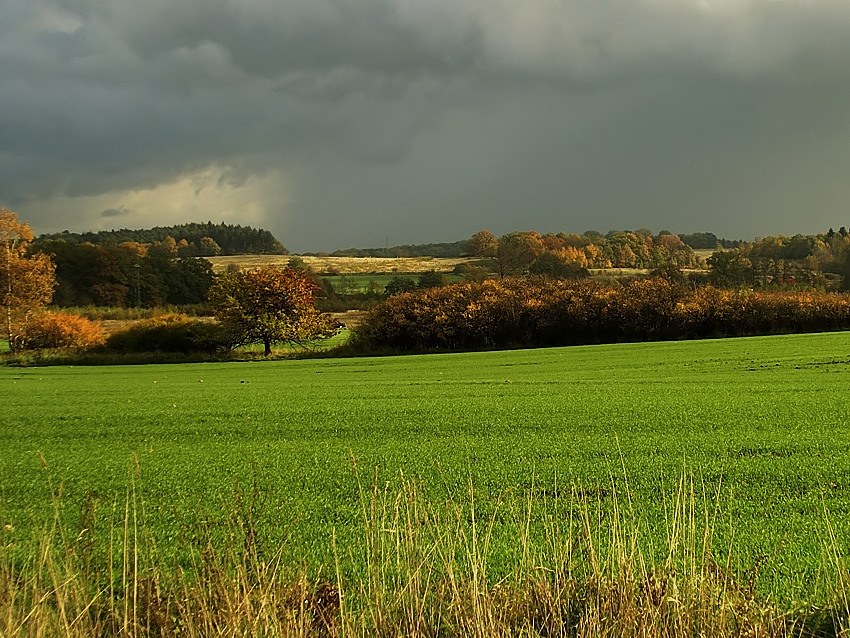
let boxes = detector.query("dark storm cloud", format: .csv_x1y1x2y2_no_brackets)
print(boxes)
3,1,850,249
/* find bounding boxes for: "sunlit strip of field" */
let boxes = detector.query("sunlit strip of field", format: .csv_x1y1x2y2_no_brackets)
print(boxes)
207,254,473,274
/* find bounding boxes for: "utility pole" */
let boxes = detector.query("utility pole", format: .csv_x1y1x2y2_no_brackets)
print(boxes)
134,262,141,307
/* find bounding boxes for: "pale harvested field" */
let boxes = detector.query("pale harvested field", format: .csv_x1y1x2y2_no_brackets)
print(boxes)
207,254,473,274
208,254,710,277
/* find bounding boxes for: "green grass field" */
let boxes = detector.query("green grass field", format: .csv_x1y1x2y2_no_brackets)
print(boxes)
3,332,850,608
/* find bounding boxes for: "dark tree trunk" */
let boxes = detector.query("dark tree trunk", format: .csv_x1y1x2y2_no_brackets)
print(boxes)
263,338,271,356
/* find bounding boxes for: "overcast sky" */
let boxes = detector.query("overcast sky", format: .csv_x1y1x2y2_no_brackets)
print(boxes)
3,0,850,252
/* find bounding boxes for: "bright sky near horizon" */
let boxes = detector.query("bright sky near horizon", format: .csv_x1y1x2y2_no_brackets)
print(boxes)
3,0,850,251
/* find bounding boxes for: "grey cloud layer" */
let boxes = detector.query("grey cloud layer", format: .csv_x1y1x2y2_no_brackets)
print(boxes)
3,0,850,249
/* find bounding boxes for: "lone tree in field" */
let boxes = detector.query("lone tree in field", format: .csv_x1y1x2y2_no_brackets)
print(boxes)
209,266,339,355
0,209,56,352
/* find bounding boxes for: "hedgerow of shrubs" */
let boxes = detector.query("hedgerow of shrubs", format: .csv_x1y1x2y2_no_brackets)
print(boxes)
351,278,850,352
105,313,230,354
15,312,106,350
65,304,215,321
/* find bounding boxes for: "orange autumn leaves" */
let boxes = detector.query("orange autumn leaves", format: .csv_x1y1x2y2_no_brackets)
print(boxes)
209,266,340,355
353,278,850,352
0,209,57,351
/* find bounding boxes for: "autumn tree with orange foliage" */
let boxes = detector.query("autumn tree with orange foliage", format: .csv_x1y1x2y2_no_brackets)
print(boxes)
208,266,339,356
16,311,104,350
0,210,56,352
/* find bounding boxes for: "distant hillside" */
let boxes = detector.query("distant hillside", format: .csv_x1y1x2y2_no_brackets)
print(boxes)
36,222,287,255
324,240,469,258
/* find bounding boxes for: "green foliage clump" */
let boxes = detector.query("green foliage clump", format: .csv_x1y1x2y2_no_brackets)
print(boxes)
105,314,228,353
33,241,216,308
416,270,446,289
383,276,417,296
528,251,590,279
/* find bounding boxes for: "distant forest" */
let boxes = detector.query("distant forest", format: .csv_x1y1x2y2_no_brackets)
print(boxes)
325,232,740,258
36,222,287,256
325,240,470,258
21,217,850,308
33,223,739,260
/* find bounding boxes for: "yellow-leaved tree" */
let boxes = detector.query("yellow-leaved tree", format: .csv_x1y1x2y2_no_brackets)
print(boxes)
208,266,339,356
0,209,56,352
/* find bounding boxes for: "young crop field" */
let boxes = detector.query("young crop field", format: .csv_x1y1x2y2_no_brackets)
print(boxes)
3,332,850,618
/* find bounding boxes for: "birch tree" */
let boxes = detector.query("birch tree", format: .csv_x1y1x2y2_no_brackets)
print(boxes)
0,210,55,352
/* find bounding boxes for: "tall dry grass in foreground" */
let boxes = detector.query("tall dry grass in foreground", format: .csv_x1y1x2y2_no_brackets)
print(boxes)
1,473,848,637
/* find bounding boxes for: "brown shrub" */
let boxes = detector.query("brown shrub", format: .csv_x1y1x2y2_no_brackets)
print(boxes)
105,313,230,353
353,278,850,352
16,311,105,350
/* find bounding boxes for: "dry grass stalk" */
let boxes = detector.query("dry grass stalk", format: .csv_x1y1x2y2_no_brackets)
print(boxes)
1,473,848,637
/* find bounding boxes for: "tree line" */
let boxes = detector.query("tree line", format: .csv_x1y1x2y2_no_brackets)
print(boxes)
466,229,704,276
464,228,850,290
32,238,215,307
326,240,470,258
320,231,741,260
36,221,287,256
706,230,850,290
